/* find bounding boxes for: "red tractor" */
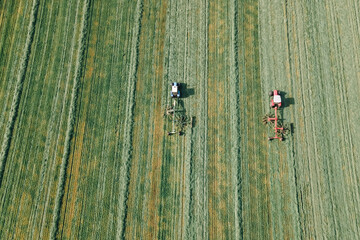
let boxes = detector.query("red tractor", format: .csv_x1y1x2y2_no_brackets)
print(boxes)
269,90,282,108
266,90,284,141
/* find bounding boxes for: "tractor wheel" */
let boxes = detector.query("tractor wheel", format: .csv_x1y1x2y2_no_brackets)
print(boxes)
280,137,284,141
268,137,272,141
269,91,273,96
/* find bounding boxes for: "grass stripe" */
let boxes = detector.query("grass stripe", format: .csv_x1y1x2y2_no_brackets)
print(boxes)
49,0,90,238
0,0,39,185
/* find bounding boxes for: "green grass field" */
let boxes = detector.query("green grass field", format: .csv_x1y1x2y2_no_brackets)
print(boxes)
0,0,359,239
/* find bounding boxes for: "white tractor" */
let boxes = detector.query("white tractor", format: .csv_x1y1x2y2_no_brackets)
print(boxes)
171,82,180,98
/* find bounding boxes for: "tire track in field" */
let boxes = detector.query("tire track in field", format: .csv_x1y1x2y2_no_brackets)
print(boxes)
115,0,143,238
0,0,39,185
49,0,90,238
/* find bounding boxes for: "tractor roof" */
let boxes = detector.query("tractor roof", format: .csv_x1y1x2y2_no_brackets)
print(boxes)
274,95,281,103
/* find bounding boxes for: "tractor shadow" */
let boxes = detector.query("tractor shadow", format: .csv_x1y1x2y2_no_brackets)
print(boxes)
192,116,196,127
180,83,195,98
290,123,295,135
280,91,295,108
278,91,295,122
280,91,295,137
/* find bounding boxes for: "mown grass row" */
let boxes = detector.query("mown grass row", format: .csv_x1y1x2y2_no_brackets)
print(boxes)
183,123,193,239
49,0,90,238
229,0,243,238
0,0,39,185
0,1,30,140
115,0,143,238
193,0,209,238
181,0,193,238
0,1,31,227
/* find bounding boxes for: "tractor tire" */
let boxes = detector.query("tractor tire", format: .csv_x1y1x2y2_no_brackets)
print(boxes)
268,137,272,141
269,91,273,96
280,138,284,141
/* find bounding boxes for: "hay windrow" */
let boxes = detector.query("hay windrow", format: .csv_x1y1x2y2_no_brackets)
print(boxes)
0,0,40,185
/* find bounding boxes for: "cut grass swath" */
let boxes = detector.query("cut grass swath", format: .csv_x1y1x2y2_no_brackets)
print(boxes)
49,0,90,238
115,0,143,239
229,0,243,238
0,0,39,186
183,122,193,239
194,0,209,238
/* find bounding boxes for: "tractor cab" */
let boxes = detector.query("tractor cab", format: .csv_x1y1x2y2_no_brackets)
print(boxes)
171,82,180,98
269,90,282,108
273,95,281,104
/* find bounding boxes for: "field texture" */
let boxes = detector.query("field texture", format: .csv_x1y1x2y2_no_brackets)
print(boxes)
0,0,360,239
